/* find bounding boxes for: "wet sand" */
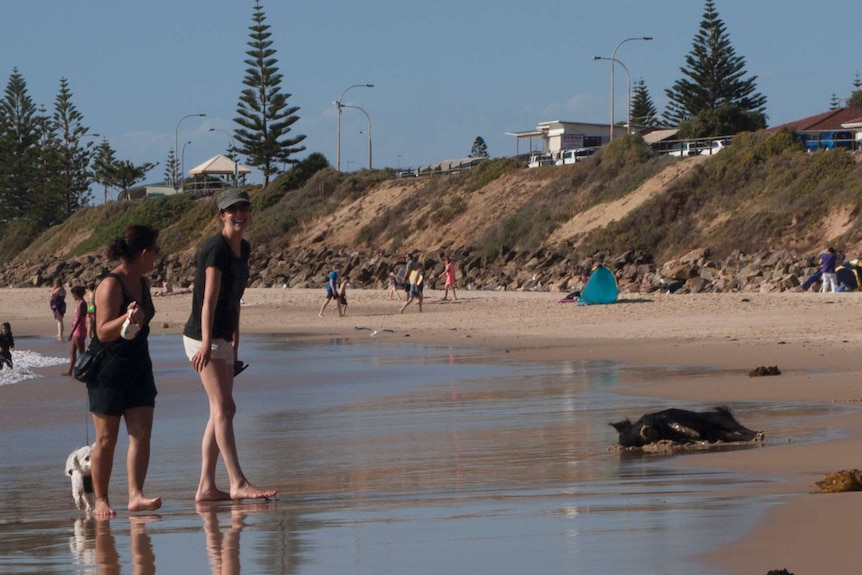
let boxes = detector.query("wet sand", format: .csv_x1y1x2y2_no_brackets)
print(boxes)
2,287,862,574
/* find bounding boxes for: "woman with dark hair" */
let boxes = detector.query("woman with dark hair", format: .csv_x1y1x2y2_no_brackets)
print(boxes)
89,225,162,518
50,278,67,340
183,189,276,502
62,285,88,377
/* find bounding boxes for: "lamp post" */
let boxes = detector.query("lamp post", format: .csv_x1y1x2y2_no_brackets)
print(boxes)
594,56,632,135
607,36,651,142
174,113,206,189
208,128,239,187
335,83,373,172
341,103,372,170
180,140,191,190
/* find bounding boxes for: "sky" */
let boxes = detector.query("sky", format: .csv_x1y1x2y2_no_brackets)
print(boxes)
2,1,861,189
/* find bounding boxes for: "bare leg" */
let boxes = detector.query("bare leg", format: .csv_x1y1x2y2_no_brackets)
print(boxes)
400,294,413,313
196,414,230,502
124,406,162,512
196,359,276,501
92,413,121,518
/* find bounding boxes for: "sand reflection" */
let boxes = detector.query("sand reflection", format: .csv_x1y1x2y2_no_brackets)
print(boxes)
197,502,278,575
70,515,158,575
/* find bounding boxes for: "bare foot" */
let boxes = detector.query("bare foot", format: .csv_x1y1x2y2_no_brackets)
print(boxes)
195,488,232,502
231,482,277,501
128,495,162,512
94,497,116,519
61,370,71,376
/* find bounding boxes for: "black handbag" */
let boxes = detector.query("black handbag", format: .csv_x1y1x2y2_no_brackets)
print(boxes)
73,342,106,383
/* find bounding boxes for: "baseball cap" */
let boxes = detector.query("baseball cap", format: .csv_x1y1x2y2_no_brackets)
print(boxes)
217,189,251,211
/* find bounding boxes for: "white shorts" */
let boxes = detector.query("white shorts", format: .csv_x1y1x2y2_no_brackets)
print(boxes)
183,336,235,364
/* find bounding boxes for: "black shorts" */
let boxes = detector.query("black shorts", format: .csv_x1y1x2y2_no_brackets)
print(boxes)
88,353,157,416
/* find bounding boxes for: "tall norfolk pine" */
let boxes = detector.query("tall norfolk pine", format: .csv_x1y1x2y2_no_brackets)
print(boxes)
664,0,766,138
234,0,306,188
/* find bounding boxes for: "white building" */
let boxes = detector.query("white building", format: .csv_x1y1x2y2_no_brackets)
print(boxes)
506,120,627,157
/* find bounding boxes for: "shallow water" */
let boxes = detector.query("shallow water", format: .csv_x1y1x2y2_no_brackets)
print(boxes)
0,334,852,574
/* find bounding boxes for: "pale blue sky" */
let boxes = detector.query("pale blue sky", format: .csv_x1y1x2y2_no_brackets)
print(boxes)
2,1,860,185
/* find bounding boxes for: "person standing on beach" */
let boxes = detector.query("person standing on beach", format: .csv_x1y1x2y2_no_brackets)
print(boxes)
0,322,14,370
400,263,425,313
317,264,341,317
85,282,97,340
337,275,350,317
89,225,162,518
183,189,276,502
440,256,458,301
62,286,88,377
387,268,403,301
820,247,838,293
50,278,67,340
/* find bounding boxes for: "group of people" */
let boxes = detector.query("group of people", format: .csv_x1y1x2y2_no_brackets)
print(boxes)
61,188,275,519
50,280,96,377
327,254,459,316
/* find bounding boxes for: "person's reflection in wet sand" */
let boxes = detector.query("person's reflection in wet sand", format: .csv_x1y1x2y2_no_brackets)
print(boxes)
197,502,276,574
86,516,158,575
94,519,120,575
129,516,158,575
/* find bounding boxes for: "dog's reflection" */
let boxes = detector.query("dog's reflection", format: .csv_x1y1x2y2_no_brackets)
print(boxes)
197,502,277,575
69,515,158,575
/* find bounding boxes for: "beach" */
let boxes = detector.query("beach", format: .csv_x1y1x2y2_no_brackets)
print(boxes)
2,286,862,574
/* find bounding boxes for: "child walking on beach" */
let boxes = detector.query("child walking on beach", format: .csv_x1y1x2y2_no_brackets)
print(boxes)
63,286,88,377
0,322,14,370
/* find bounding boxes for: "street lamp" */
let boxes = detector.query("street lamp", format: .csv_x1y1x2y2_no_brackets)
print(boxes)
607,36,651,141
335,83,373,172
174,113,206,189
208,128,239,187
594,56,632,135
341,103,372,170
180,140,191,190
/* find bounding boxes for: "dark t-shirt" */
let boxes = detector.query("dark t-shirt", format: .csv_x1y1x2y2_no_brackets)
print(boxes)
183,233,250,341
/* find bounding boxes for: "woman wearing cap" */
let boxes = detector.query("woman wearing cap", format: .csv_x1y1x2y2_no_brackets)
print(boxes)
183,189,276,502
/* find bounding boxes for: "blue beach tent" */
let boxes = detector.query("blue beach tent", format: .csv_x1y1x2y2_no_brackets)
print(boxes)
578,265,619,305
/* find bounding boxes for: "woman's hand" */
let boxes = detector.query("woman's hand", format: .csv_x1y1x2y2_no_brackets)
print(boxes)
191,346,211,373
127,301,141,325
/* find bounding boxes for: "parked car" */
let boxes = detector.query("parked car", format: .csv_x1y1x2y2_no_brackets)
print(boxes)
667,141,704,157
556,147,599,165
527,154,555,168
802,131,855,152
702,139,731,156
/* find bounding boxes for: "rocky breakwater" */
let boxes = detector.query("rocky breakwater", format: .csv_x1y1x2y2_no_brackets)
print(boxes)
0,246,825,295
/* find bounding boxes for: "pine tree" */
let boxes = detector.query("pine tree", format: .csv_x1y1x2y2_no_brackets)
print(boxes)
829,92,842,110
631,78,660,127
112,160,157,200
164,148,177,186
0,68,43,221
234,0,306,187
664,0,766,137
848,72,862,109
53,78,95,217
32,105,66,226
470,136,489,158
91,138,117,204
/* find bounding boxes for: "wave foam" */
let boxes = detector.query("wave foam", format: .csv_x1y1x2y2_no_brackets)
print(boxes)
0,349,68,386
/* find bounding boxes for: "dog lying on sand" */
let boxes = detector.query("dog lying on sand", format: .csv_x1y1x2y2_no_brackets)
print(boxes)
65,444,94,511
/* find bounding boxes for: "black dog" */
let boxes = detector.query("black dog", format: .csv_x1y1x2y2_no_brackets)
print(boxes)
610,406,763,448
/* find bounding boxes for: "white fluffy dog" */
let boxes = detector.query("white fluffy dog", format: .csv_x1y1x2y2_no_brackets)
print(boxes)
65,444,94,511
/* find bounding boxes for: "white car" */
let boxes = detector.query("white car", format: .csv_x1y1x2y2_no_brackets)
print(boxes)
667,142,703,157
702,139,730,156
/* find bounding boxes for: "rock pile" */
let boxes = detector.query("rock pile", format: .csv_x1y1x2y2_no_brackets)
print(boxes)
0,245,825,295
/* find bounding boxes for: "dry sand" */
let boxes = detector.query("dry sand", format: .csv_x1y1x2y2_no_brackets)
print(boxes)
5,285,862,574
